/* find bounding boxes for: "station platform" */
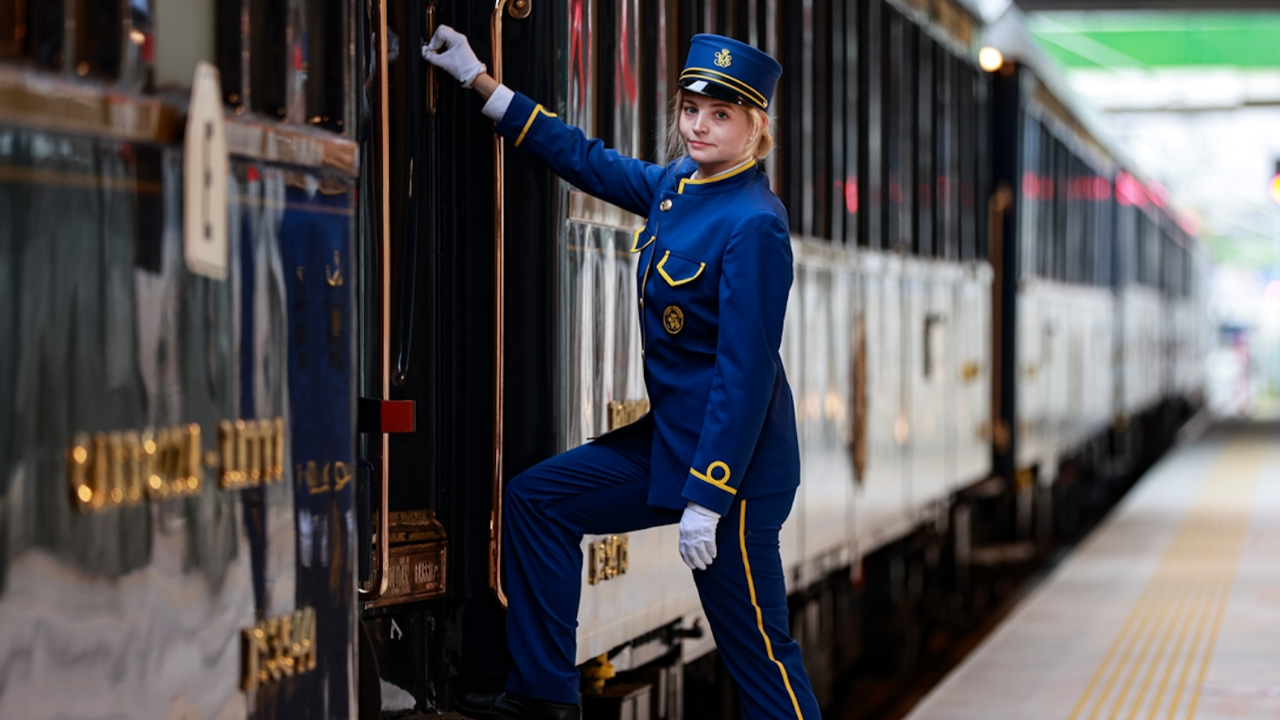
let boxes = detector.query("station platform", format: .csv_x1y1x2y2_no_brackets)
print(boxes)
906,422,1280,720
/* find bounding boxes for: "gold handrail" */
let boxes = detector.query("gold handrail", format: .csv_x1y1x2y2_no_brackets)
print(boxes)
489,0,517,609
359,0,392,602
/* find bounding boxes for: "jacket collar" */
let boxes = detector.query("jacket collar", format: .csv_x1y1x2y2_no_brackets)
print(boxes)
674,157,758,195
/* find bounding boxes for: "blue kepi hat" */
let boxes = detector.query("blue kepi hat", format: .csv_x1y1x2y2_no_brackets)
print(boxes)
678,34,782,111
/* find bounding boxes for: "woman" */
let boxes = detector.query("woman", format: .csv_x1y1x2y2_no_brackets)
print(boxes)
424,25,821,720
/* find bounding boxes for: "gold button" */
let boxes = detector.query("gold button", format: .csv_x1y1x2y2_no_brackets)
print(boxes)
660,199,673,212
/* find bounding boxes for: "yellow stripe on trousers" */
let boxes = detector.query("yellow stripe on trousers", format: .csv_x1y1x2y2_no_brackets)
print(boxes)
740,500,804,719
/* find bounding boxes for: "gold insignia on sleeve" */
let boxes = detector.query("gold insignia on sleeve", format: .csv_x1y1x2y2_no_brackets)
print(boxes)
715,49,732,68
690,461,736,494
663,305,685,335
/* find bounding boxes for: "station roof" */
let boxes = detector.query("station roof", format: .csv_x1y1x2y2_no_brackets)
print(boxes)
1025,11,1280,69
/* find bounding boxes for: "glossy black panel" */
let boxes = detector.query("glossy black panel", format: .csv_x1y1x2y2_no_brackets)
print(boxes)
0,127,355,719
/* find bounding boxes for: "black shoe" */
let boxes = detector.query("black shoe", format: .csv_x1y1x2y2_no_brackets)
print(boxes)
455,690,581,720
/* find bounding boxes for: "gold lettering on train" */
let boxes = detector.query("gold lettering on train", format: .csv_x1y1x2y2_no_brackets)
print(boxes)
588,535,629,585
301,460,352,495
68,417,285,511
241,607,318,692
218,417,286,490
69,424,205,511
607,400,650,432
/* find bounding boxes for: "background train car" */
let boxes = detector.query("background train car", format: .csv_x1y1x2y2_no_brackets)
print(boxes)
986,10,1204,546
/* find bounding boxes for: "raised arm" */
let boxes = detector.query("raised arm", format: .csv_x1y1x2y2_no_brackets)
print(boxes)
424,25,666,217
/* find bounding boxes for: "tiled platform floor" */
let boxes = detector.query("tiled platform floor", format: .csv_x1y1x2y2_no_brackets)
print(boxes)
906,422,1280,720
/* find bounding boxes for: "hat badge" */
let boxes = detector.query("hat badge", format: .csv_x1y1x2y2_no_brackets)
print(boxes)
714,48,732,68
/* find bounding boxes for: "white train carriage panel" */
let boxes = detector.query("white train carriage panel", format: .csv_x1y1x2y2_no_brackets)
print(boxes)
788,245,858,581
857,253,913,551
559,218,704,664
954,263,993,489
1121,286,1164,416
1016,279,1049,472
905,259,958,510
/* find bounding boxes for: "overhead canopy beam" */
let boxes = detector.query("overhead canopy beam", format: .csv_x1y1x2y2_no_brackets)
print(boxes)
1019,0,1280,9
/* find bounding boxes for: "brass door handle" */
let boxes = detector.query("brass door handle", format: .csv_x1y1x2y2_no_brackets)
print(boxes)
426,6,438,117
359,0,393,603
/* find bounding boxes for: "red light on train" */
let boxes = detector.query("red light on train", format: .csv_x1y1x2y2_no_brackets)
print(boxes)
1116,172,1144,207
845,177,858,214
1094,177,1112,200
1022,171,1039,199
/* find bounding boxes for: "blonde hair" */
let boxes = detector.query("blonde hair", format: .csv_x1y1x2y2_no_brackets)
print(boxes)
663,88,775,165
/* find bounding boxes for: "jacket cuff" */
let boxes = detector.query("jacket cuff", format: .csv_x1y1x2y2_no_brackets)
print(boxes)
681,462,736,516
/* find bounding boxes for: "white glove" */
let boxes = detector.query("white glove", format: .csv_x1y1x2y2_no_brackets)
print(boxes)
679,503,721,571
422,25,486,88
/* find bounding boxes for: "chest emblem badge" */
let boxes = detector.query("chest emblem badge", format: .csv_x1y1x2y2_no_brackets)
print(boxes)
663,305,685,335
715,49,732,68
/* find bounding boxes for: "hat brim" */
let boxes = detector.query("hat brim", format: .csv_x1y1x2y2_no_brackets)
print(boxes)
678,74,768,111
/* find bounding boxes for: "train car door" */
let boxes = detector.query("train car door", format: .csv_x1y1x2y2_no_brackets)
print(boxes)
353,0,560,712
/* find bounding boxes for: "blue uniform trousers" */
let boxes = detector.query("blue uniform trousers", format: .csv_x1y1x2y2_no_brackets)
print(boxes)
503,418,822,719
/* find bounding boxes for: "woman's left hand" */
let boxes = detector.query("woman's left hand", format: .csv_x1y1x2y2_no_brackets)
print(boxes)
679,503,720,570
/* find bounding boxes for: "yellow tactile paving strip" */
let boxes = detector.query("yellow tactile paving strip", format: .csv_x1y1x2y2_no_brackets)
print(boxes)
903,425,1280,720
1067,440,1267,720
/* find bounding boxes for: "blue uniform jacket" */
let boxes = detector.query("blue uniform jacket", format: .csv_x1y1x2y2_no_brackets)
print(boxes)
497,91,800,516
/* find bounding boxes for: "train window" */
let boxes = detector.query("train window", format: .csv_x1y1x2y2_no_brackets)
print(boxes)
0,0,18,59
935,46,957,260
974,69,990,262
1066,154,1083,284
302,0,346,131
857,0,882,250
215,0,346,130
638,0,673,164
802,0,818,236
813,0,833,240
598,0,642,159
250,1,288,119
778,0,804,235
914,29,935,257
71,1,123,79
829,0,850,244
842,0,858,245
1054,140,1067,281
0,0,58,68
1098,178,1114,286
958,63,977,262
883,8,905,252
1033,124,1047,278
1018,115,1039,280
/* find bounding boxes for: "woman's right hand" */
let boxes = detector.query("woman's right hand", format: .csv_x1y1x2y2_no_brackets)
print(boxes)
422,25,487,88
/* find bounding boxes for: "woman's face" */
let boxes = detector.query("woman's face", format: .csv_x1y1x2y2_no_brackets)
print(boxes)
679,92,755,174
